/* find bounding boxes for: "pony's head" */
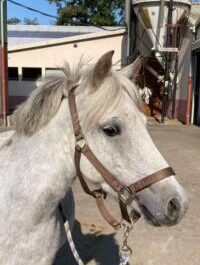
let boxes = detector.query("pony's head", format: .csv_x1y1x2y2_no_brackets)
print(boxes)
14,51,188,226
74,51,188,226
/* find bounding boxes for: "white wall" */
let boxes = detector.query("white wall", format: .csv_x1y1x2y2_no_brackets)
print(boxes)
8,34,124,70
7,34,124,108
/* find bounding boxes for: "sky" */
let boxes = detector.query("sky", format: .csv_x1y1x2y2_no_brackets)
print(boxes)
7,0,58,25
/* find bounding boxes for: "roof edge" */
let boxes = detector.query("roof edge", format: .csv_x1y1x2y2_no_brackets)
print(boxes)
8,29,126,52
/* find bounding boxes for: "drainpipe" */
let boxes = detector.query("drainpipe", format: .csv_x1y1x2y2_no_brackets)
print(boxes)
161,0,174,123
125,0,131,63
125,0,137,65
0,0,8,126
155,0,164,51
186,76,192,125
186,47,192,125
191,26,197,124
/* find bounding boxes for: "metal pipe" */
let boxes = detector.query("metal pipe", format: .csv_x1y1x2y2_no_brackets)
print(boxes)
155,0,165,51
191,28,197,124
161,0,174,123
125,0,131,64
191,54,196,124
171,54,178,118
0,0,8,126
186,76,192,125
1,46,7,125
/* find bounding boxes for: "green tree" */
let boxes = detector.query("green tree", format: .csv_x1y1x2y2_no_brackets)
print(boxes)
23,17,39,25
48,0,124,26
7,17,21,25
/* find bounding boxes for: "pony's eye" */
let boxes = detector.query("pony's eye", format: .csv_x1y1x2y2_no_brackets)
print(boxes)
102,124,121,137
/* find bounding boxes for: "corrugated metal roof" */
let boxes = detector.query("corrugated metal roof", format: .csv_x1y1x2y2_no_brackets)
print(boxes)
8,25,121,46
8,29,125,52
8,24,103,33
8,30,82,38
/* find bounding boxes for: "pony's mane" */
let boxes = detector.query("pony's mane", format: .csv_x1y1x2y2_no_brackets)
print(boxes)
14,62,83,136
14,61,141,136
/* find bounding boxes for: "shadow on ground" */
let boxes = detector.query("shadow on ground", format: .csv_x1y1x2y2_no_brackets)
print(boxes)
54,220,119,265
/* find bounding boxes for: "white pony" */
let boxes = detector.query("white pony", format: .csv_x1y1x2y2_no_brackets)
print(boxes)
0,51,188,265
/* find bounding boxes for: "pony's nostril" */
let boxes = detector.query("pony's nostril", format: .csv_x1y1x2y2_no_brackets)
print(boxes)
167,198,181,220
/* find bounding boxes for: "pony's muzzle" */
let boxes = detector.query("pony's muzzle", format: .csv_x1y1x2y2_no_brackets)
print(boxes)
137,184,188,226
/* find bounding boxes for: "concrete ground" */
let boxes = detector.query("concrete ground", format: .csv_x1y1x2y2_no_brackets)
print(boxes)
1,125,200,264
56,124,200,265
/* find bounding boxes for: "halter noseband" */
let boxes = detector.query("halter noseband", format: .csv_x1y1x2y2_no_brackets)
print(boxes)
68,86,175,229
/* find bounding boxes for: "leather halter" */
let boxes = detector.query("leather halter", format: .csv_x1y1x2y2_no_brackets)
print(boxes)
68,86,175,229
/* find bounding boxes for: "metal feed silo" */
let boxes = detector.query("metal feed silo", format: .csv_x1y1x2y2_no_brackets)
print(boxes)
132,0,191,59
125,0,192,122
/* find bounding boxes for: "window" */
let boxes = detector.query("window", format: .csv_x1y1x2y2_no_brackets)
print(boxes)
8,67,18,80
22,67,42,80
45,68,65,78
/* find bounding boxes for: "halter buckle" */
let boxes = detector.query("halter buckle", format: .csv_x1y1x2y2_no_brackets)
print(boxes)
75,134,86,151
119,187,135,205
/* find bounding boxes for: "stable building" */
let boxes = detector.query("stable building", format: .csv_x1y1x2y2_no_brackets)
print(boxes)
7,25,125,110
6,17,200,126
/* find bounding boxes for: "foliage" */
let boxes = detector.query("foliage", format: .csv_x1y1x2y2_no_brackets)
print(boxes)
7,17,21,25
7,17,39,25
48,0,124,26
23,17,39,25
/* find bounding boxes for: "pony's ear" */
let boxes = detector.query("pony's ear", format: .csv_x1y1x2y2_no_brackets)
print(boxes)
120,55,143,83
92,50,114,89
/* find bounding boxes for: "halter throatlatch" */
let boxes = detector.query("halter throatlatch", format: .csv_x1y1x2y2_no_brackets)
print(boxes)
68,86,175,229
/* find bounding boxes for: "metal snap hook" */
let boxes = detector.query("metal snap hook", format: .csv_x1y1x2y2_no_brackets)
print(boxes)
119,246,132,265
119,222,134,265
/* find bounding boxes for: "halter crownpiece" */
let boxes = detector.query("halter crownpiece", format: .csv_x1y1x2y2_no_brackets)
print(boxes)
68,86,175,229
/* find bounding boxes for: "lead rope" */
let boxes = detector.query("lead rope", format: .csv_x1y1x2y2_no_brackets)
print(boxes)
63,214,137,265
64,221,84,265
59,203,84,265
64,218,134,265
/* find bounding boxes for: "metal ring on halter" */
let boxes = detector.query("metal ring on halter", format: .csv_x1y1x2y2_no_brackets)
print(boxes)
118,187,135,205
130,208,141,224
75,134,87,151
116,207,140,231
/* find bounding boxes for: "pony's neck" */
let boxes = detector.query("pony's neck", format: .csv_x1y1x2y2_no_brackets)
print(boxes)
17,98,76,201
